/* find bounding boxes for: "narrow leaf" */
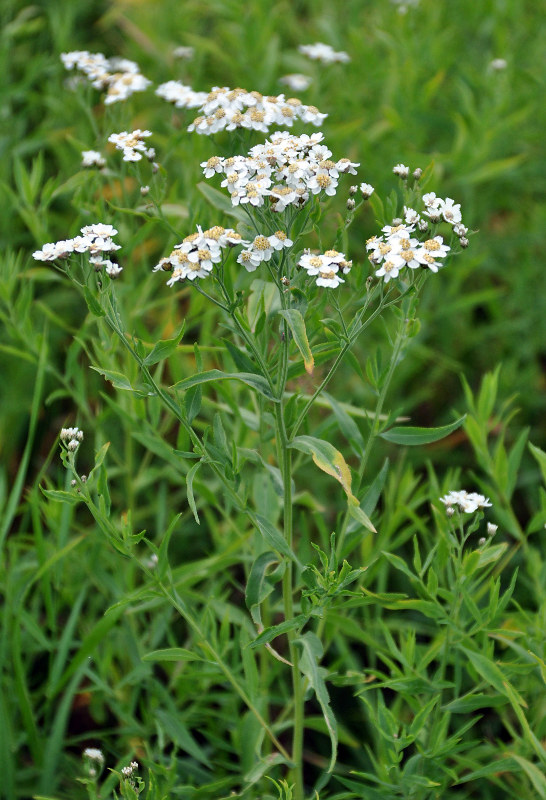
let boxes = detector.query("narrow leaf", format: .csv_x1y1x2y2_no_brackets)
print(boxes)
253,514,299,564
379,415,466,445
172,369,278,402
295,632,338,773
250,614,307,648
142,648,202,662
278,309,314,374
186,461,202,524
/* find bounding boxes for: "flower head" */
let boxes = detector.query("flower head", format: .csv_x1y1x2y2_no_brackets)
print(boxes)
298,42,350,64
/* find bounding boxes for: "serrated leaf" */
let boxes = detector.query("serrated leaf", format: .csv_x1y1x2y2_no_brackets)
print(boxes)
277,309,314,374
379,415,466,445
90,366,133,391
172,369,278,402
41,489,81,506
143,326,185,366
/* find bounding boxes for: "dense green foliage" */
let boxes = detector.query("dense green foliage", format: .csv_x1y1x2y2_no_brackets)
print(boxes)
1,1,545,798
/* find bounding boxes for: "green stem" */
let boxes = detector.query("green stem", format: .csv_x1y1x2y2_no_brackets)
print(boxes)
275,400,304,800
273,282,305,798
335,307,409,561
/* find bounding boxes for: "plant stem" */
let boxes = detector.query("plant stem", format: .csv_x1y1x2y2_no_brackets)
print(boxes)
275,293,305,799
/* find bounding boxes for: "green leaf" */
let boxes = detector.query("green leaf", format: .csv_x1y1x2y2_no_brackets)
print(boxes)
90,366,133,392
277,309,314,374
155,709,211,767
196,181,247,221
186,461,202,524
529,442,546,486
444,693,508,713
143,325,185,366
83,286,105,317
250,614,307,648
41,489,81,506
172,369,278,402
379,415,466,445
323,391,365,455
142,648,202,662
460,647,526,706
253,513,299,564
295,632,338,773
289,435,376,532
245,552,280,611
289,435,352,498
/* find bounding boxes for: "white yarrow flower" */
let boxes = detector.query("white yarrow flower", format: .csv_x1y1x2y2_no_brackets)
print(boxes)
82,150,106,168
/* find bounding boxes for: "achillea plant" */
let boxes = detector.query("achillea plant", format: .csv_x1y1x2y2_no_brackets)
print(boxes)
23,38,543,800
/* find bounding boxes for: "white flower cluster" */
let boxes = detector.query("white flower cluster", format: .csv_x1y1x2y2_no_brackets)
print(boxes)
32,224,122,276
121,761,139,779
181,86,326,135
83,747,104,763
60,426,84,452
108,130,155,163
60,51,151,104
236,231,293,273
279,74,312,92
366,188,468,282
202,131,358,211
298,249,352,289
155,81,208,109
439,490,492,514
81,150,106,168
153,225,245,286
298,42,350,64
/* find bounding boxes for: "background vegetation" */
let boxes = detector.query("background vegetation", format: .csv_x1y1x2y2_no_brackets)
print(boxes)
1,0,545,798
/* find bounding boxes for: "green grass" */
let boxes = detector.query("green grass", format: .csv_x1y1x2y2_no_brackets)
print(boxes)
1,0,545,798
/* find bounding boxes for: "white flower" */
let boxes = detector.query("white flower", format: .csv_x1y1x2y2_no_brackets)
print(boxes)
393,163,409,178
33,240,74,261
81,223,118,239
237,248,263,272
173,45,195,60
360,182,375,198
487,523,498,535
104,261,123,278
298,42,350,64
375,255,405,282
437,197,462,225
414,236,450,272
489,58,507,71
268,230,293,250
298,249,349,286
61,51,150,103
279,74,312,92
403,206,420,225
83,748,104,763
316,265,344,288
439,490,492,513
82,150,106,168
108,130,153,162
